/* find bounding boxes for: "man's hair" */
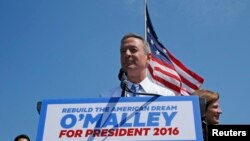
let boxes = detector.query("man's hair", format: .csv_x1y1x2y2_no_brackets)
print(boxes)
14,134,30,141
120,33,151,54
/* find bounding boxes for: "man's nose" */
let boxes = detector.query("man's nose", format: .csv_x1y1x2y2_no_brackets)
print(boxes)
124,49,132,56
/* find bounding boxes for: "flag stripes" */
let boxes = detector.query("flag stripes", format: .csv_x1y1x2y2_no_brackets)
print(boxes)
146,5,204,95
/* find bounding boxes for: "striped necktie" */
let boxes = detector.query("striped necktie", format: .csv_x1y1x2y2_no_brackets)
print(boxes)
131,84,140,97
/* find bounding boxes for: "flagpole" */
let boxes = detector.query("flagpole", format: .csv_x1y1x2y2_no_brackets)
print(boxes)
144,0,147,40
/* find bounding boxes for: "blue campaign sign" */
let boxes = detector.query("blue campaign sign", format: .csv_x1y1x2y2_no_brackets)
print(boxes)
36,96,203,141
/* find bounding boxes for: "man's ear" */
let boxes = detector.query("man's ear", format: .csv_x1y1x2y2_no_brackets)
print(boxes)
146,53,152,65
147,53,152,60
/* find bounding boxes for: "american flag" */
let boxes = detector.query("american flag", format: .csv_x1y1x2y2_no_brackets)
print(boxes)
146,6,204,95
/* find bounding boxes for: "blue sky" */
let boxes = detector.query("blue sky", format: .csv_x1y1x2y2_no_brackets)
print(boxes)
0,0,250,140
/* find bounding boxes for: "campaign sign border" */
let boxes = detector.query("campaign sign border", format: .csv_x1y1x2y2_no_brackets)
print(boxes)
36,96,203,141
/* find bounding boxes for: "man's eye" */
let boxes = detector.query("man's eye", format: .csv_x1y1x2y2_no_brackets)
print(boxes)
130,48,137,53
120,50,126,53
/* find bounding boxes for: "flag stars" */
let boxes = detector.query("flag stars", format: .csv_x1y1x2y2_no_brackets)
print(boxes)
150,39,154,45
155,50,160,55
147,27,150,33
163,49,167,54
145,6,204,95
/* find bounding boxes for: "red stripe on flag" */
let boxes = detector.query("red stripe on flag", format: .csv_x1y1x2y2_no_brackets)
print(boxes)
180,75,199,91
151,56,175,70
151,57,181,82
148,64,181,93
146,4,204,95
167,50,204,84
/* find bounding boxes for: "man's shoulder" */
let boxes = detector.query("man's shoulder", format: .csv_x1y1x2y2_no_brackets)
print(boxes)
142,77,175,96
149,82,176,96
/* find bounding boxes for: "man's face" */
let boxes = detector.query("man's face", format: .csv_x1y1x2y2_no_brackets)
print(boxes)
17,138,29,141
120,37,150,76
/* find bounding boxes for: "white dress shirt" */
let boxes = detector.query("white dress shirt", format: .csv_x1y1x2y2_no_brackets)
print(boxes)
100,77,175,97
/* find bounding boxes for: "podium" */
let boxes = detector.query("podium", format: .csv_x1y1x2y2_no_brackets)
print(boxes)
36,96,203,141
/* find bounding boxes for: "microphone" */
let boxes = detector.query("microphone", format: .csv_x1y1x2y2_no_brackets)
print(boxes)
118,68,161,97
119,68,128,97
118,68,126,81
37,101,42,114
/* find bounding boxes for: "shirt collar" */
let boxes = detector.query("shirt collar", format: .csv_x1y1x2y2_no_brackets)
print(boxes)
127,77,151,93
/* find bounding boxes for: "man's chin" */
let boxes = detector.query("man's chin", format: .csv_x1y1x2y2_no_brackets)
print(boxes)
125,66,136,71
